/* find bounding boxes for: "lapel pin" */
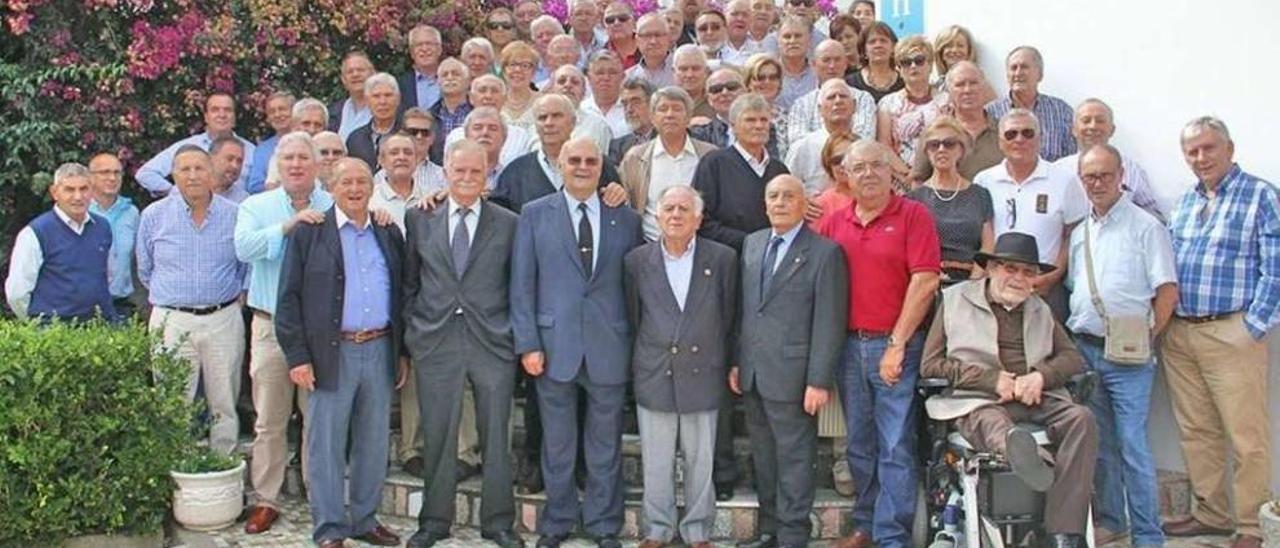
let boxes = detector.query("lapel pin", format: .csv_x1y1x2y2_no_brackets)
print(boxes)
610,220,616,226
794,257,801,263
703,268,712,276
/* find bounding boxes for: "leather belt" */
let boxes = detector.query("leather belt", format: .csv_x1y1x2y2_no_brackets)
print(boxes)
1176,312,1234,324
341,326,390,344
1074,332,1106,347
164,298,238,316
851,329,892,339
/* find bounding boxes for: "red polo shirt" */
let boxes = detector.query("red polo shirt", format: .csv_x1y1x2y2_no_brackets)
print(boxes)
816,194,941,332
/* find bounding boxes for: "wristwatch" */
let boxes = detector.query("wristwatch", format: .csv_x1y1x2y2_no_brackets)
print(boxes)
887,334,901,347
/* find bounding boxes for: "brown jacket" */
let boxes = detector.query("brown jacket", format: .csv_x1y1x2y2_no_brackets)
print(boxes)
618,136,719,215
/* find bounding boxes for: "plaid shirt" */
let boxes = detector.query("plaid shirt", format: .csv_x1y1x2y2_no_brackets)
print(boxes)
1168,164,1280,338
985,91,1077,162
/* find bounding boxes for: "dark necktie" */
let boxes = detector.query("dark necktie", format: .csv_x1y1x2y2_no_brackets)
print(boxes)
760,235,783,298
451,207,470,277
577,202,594,278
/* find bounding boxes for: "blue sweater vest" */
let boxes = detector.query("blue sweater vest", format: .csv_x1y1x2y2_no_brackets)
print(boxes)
27,210,117,322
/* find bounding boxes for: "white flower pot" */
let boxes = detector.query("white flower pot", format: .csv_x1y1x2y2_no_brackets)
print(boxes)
170,461,245,531
1261,501,1280,548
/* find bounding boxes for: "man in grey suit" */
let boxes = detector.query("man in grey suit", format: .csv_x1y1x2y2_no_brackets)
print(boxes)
403,140,521,548
730,174,849,548
511,137,644,548
624,185,738,548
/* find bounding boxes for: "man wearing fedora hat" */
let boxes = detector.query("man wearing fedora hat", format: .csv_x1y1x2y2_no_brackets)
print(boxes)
921,231,1098,548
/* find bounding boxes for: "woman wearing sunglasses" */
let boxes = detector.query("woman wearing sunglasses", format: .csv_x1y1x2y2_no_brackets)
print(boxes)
907,116,995,283
877,36,946,190
484,8,518,52
743,53,788,159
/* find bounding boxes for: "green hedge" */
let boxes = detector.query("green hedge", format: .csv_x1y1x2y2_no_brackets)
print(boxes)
0,319,193,545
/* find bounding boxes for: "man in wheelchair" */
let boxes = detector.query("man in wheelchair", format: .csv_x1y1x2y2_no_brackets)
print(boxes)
921,232,1099,548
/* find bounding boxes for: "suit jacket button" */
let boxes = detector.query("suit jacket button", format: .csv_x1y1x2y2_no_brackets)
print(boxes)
331,340,338,347
691,345,699,353
454,307,463,316
670,345,678,354
693,367,699,373
666,369,673,376
756,312,763,317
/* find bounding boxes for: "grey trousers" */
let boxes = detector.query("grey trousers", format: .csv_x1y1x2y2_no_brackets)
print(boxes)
637,406,718,543
745,387,818,546
306,338,393,543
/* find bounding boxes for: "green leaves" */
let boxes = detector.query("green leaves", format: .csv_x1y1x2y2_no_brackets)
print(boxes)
0,319,195,544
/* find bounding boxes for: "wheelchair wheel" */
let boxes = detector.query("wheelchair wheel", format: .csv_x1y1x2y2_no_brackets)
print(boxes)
978,515,1003,548
911,480,928,547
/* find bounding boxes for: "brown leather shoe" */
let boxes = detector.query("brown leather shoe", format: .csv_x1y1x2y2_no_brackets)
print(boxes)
318,540,345,548
637,540,666,548
353,524,401,546
1092,526,1128,546
1161,515,1233,537
834,529,873,548
1230,534,1263,548
243,505,279,534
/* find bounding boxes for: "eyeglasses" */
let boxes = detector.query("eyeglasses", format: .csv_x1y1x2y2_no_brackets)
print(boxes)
754,72,781,82
1002,128,1037,141
1005,197,1017,228
1080,172,1118,185
319,148,345,157
846,160,888,174
788,0,813,6
925,138,960,151
696,22,723,32
487,21,515,30
564,156,601,167
708,81,744,94
897,55,929,68
603,14,631,25
404,127,432,137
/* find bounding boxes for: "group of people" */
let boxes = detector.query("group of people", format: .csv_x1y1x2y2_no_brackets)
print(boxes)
5,1,1277,548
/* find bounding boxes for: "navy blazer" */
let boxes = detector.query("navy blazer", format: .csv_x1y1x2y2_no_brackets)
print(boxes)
511,191,644,386
275,207,406,391
345,120,400,173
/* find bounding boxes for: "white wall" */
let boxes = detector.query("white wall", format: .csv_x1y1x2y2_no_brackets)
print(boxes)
923,0,1280,495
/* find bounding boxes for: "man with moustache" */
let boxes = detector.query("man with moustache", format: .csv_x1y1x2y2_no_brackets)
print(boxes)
276,157,406,548
403,140,521,548
607,77,657,166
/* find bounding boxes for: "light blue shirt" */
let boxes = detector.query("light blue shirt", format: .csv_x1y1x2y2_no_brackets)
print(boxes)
88,196,139,298
661,237,696,310
136,132,256,196
767,222,803,274
565,191,601,273
136,194,245,308
235,185,333,314
1066,196,1177,337
335,207,391,331
414,70,441,109
337,98,372,141
246,134,279,194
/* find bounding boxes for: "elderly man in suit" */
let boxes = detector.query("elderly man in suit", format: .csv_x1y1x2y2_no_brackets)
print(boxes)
731,174,849,548
275,157,406,548
624,185,737,548
618,86,718,242
921,232,1096,548
511,137,644,548
403,140,521,548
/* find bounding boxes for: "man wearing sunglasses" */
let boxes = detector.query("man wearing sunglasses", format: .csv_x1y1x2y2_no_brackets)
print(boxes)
693,10,728,62
602,2,640,69
974,108,1088,322
985,46,1076,162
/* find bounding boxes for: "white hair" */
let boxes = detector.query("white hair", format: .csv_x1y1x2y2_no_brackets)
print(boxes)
362,72,400,97
291,97,329,121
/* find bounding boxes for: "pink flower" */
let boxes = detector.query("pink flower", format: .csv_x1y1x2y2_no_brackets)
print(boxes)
6,12,33,34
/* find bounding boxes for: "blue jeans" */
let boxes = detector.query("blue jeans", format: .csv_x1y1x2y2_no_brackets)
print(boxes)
838,333,922,548
1075,337,1164,547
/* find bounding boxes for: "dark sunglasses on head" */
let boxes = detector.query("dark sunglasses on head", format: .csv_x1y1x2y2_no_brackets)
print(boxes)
897,55,929,68
925,138,960,151
1002,128,1037,141
697,22,723,32
487,21,515,30
708,81,744,94
604,14,631,25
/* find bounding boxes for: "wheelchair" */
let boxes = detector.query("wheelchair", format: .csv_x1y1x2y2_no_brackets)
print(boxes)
914,372,1098,548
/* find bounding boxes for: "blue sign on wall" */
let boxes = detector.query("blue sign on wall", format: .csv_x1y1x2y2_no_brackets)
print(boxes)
883,0,924,37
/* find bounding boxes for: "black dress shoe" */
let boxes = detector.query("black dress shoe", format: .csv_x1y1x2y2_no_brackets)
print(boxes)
536,532,569,547
736,533,779,548
402,456,425,478
482,529,523,548
591,533,623,548
406,529,451,548
1005,427,1053,492
518,465,544,494
715,483,735,501
1045,533,1084,548
457,460,480,482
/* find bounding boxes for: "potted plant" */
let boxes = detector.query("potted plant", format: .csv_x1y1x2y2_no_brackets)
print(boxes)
1261,500,1280,547
170,446,246,531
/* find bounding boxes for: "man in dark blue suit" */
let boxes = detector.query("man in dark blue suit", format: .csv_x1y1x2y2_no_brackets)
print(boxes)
511,137,644,548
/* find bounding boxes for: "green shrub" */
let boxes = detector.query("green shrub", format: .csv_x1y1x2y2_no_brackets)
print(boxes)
0,319,193,545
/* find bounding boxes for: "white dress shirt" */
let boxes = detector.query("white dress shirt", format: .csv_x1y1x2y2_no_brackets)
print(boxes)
582,95,630,138
565,191,602,273
720,34,776,67
1066,196,1177,337
662,237,697,310
644,136,701,240
368,174,437,235
4,206,92,318
975,158,1089,264
447,197,481,246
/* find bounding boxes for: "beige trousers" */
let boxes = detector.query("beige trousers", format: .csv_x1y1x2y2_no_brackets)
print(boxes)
149,303,245,454
248,315,309,508
400,373,480,465
1162,313,1273,536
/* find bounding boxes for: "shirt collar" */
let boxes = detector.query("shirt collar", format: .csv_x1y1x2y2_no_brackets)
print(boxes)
733,142,770,168
769,221,803,244
653,134,697,160
1196,163,1243,196
996,157,1049,185
447,196,481,218
1090,194,1132,224
334,206,371,230
661,237,696,261
564,189,601,213
52,204,92,229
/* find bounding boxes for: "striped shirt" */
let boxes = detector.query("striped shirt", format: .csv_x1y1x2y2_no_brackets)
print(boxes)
1168,164,1280,338
985,92,1077,162
136,194,245,308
